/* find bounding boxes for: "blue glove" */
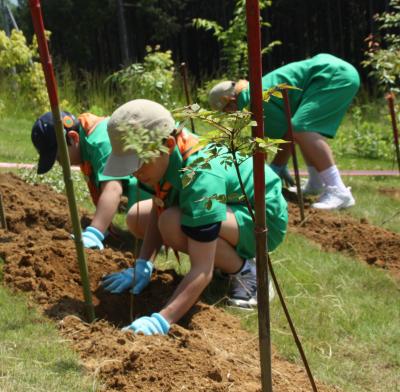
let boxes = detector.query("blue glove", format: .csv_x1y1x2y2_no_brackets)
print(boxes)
101,259,153,294
122,313,170,335
269,164,295,186
82,226,104,250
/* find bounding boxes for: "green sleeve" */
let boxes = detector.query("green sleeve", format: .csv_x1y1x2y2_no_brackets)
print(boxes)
85,138,130,187
179,170,227,227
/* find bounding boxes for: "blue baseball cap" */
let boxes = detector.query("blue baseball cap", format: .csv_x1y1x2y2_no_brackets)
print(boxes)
31,111,78,174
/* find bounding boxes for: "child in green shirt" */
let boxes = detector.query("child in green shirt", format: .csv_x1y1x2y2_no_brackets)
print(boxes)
31,111,151,250
101,99,288,335
208,53,360,210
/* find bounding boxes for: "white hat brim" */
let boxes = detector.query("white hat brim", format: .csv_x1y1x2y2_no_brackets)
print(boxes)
103,152,141,177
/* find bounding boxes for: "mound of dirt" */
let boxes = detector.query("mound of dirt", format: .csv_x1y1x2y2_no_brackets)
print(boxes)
0,172,336,391
288,203,400,279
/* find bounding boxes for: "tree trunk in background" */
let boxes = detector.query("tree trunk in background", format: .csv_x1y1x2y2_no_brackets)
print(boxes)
1,0,10,35
14,0,389,87
116,0,130,66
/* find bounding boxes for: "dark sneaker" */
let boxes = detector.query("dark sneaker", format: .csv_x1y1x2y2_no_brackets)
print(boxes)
227,259,275,309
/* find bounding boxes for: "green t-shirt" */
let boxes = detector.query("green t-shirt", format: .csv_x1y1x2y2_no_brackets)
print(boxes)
79,118,150,207
237,53,360,139
160,144,288,253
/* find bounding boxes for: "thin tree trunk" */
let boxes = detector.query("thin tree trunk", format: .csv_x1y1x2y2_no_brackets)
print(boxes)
117,0,130,66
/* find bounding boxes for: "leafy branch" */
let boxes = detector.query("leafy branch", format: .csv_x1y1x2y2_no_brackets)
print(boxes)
262,83,301,102
173,105,286,215
119,123,169,165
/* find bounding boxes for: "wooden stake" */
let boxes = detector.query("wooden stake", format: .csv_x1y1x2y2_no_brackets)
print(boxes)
385,92,400,175
29,0,95,322
0,192,7,230
282,89,306,222
180,62,196,133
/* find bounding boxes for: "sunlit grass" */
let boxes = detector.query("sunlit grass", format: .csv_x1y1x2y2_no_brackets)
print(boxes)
0,260,100,392
230,233,400,392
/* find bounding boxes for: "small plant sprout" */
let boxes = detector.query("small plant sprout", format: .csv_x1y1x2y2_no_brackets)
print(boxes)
261,83,302,102
120,123,169,164
173,105,286,213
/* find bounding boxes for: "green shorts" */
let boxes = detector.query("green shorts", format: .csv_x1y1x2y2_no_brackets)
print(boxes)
291,61,360,138
231,203,288,260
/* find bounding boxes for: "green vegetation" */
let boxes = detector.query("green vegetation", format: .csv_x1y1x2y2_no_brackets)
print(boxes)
0,260,99,391
193,0,280,79
234,233,400,392
362,0,400,93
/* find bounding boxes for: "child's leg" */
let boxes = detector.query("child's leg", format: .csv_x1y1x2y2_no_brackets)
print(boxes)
158,206,243,274
126,199,153,238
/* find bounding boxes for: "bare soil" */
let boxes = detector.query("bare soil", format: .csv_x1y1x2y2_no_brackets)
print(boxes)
287,200,400,279
2,172,399,391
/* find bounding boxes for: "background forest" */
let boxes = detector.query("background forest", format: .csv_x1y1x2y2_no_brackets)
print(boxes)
1,0,391,86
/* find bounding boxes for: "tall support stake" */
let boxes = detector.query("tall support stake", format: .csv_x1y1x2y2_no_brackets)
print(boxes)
28,0,95,322
386,92,400,175
282,89,305,222
245,1,272,391
180,62,196,133
116,0,130,66
0,192,7,230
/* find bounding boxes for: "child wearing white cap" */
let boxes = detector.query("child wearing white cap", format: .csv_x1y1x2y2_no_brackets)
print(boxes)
100,99,288,336
209,53,360,210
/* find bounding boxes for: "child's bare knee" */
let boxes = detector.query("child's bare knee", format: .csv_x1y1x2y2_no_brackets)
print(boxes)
126,204,140,235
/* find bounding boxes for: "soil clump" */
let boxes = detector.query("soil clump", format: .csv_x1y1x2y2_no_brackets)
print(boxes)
3,172,397,390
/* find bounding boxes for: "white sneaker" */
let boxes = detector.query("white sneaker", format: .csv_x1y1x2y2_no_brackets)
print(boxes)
288,181,324,196
312,186,355,210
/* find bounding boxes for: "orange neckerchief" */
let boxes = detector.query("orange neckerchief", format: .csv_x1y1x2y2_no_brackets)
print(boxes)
154,130,201,215
78,113,106,205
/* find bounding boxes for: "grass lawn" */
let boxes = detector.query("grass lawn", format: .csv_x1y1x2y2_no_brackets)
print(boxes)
0,260,100,391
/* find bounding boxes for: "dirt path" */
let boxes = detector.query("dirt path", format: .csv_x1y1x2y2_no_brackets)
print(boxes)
0,173,338,391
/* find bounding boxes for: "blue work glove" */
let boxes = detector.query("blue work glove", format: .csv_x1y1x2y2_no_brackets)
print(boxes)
269,164,295,187
81,226,104,250
122,313,170,336
101,259,153,294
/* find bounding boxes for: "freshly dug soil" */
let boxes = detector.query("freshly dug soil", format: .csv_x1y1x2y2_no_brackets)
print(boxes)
3,172,398,391
288,202,400,279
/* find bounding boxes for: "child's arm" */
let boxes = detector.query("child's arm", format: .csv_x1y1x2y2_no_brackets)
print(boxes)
79,180,123,250
90,180,123,233
159,238,217,324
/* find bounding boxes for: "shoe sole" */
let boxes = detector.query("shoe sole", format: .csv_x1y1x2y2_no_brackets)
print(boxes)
227,281,275,309
312,198,355,210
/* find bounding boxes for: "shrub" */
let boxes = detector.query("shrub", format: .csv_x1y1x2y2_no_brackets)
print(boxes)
106,46,175,108
0,29,48,115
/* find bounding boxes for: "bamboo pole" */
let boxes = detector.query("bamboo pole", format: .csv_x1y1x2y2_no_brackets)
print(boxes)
385,92,400,175
245,1,272,391
282,89,305,222
180,62,196,133
28,0,95,322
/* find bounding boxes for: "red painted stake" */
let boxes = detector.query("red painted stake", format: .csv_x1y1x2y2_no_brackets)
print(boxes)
29,0,95,322
385,92,400,175
245,1,272,391
180,62,196,133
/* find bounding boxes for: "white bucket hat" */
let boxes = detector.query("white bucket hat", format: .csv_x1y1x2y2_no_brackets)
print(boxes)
208,81,236,111
103,99,175,177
